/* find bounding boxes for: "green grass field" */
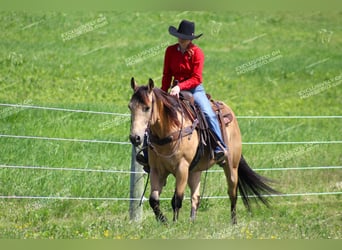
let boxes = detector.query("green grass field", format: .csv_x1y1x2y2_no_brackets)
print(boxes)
0,11,341,239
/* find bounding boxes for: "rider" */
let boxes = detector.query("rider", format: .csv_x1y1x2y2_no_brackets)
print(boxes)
136,19,227,170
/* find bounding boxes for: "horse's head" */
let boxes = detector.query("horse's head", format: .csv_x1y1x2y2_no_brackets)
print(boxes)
128,77,154,146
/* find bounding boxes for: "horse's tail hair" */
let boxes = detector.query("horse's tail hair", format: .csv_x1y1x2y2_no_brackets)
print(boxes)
237,155,279,211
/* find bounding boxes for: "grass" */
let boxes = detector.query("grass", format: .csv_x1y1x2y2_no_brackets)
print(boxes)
0,11,341,239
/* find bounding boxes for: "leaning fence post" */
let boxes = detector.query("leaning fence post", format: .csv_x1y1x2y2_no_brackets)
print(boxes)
129,145,144,222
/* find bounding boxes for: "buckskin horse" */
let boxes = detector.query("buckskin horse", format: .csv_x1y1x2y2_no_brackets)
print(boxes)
128,77,278,224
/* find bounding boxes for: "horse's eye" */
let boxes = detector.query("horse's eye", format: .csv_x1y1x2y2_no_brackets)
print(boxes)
142,106,150,112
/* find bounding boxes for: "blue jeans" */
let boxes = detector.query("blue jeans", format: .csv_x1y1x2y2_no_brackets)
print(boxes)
189,84,227,151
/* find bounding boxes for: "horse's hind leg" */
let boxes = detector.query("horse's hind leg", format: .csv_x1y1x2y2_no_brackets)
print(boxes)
149,170,168,223
223,160,239,225
188,171,201,222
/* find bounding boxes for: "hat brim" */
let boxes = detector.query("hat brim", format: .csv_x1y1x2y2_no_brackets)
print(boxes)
168,26,202,40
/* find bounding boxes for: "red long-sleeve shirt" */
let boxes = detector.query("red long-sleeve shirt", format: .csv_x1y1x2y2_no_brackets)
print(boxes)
161,42,204,92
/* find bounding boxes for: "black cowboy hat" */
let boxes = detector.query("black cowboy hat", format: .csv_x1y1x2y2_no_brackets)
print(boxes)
168,20,203,40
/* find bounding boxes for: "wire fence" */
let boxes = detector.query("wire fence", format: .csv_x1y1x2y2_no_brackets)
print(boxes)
1,164,342,174
1,134,341,146
0,192,341,202
1,102,341,202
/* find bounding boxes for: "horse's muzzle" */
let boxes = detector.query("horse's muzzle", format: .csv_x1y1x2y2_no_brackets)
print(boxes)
129,134,142,147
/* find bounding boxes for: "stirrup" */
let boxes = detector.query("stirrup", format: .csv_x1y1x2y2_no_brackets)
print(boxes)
214,150,226,162
214,141,228,167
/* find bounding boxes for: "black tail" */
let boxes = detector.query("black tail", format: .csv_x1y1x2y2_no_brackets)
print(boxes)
238,155,279,211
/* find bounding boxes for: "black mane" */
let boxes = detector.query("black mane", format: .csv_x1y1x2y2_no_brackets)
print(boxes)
153,88,183,127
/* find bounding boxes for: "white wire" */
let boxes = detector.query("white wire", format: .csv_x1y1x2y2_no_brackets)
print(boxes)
243,141,342,145
1,103,341,119
0,134,341,145
0,195,138,201
237,115,342,119
0,164,146,174
0,103,129,116
0,134,130,145
207,166,342,172
201,192,342,199
0,192,340,202
1,164,341,174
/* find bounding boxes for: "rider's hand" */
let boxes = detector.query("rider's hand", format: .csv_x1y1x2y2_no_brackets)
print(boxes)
170,85,180,98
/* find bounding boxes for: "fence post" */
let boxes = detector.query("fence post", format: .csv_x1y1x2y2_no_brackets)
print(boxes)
129,146,144,222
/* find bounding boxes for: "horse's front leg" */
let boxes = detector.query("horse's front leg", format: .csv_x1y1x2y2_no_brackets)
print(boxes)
149,169,168,224
188,171,201,222
172,161,189,222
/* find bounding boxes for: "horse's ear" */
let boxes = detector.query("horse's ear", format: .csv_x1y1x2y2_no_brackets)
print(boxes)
131,77,138,91
148,78,154,93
